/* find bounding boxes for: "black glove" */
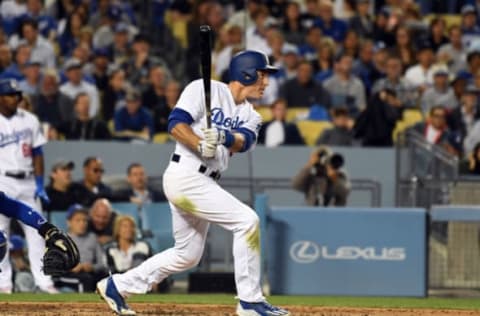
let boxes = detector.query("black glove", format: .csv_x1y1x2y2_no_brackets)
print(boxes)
39,223,80,276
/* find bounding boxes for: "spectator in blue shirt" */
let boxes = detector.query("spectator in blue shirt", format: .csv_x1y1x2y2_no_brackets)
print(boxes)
15,0,57,40
114,88,154,142
313,0,347,43
0,43,31,81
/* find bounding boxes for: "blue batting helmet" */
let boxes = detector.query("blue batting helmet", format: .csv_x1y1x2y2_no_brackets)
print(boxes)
229,50,278,86
0,79,22,96
0,231,7,262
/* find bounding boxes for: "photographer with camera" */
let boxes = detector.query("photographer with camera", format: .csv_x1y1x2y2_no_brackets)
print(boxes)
292,146,351,206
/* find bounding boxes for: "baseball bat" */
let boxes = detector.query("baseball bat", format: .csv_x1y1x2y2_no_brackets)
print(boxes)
199,25,212,128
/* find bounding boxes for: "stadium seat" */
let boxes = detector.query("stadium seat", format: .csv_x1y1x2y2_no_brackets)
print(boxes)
111,203,140,223
286,107,309,122
393,109,424,142
295,120,333,146
153,132,170,144
142,203,174,252
49,211,68,232
255,106,272,122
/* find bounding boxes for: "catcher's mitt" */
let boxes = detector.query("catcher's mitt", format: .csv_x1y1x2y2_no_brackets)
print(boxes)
39,223,80,276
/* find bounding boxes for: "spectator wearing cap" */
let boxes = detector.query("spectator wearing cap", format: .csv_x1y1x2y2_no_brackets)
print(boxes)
461,4,480,43
448,86,480,146
405,40,436,91
313,0,348,43
349,0,374,39
323,53,366,115
113,163,165,205
451,71,470,101
102,67,129,122
18,57,42,97
56,93,110,141
372,7,396,47
281,1,307,46
274,45,301,85
61,204,107,292
153,80,180,133
438,25,467,74
0,42,31,81
280,60,331,109
92,5,131,49
113,89,154,142
421,65,456,114
70,158,113,208
258,99,304,147
124,34,167,91
298,26,323,62
59,58,100,118
44,160,76,212
10,19,55,68
87,198,117,245
107,22,132,66
352,40,384,96
31,68,74,128
316,107,354,146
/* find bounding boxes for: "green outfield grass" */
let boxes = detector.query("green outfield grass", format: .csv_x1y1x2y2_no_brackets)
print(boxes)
0,293,479,310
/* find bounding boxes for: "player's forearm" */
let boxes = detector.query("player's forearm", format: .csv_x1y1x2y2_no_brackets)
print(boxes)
229,133,245,153
170,123,202,152
33,154,44,177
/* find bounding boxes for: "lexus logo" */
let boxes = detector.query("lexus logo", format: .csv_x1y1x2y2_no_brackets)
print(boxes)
290,240,320,264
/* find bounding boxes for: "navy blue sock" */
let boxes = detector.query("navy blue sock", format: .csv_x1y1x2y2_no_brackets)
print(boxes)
0,192,46,230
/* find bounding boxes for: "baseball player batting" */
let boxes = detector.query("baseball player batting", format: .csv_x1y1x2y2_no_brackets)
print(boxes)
0,79,71,293
97,50,290,316
0,191,79,276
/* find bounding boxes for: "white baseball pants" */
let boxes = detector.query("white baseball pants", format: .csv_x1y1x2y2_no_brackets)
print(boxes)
113,161,265,302
0,175,54,292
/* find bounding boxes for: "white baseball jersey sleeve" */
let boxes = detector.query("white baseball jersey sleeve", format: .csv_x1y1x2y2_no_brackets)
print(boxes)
174,79,262,172
0,109,47,172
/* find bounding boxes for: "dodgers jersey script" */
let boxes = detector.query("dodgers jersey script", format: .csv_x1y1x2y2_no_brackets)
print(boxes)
174,79,262,172
0,108,46,172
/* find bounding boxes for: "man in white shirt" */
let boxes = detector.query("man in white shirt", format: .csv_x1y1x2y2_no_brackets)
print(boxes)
59,58,100,118
405,41,436,91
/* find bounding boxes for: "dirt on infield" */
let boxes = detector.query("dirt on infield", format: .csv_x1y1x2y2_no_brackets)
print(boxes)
0,302,480,316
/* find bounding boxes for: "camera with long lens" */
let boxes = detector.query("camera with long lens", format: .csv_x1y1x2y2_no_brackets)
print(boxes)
314,148,345,176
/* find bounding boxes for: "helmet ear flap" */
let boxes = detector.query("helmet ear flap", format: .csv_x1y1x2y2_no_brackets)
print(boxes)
241,68,258,85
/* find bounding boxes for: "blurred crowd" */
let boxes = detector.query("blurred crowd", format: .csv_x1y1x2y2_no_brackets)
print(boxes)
3,0,480,172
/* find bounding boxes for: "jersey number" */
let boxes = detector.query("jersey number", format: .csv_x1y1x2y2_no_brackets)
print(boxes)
22,143,32,157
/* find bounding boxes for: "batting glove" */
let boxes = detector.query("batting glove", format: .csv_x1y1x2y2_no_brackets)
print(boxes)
198,140,217,159
203,128,234,148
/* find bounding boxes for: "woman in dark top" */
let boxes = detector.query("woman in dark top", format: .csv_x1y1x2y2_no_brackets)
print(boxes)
101,68,128,121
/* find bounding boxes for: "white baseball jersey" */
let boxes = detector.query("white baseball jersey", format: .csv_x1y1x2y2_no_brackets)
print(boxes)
174,79,262,172
0,108,46,172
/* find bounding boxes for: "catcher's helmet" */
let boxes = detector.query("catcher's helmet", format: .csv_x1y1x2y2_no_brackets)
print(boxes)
0,79,22,96
229,50,278,86
0,231,6,262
